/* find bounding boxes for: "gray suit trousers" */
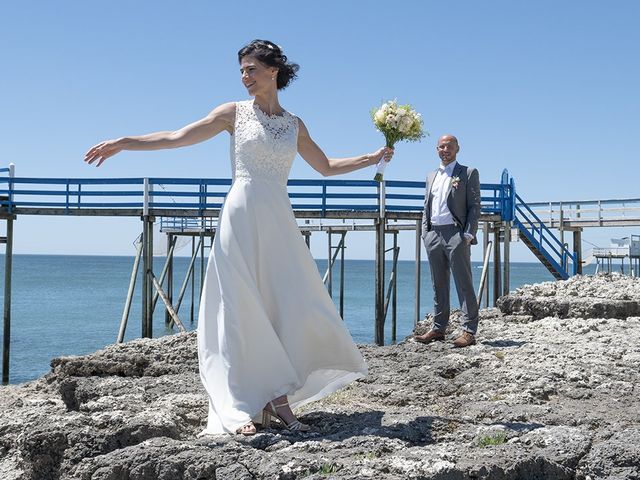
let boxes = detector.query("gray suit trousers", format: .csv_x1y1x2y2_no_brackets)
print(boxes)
424,224,479,334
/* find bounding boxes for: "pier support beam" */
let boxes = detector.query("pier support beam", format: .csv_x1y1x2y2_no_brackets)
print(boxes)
493,224,502,306
339,231,345,319
190,237,196,323
482,222,490,308
503,222,511,296
117,238,143,343
327,228,333,298
199,223,205,297
141,215,154,338
573,230,583,275
414,219,421,327
165,234,174,326
2,216,14,385
390,231,398,343
375,182,386,346
375,218,385,346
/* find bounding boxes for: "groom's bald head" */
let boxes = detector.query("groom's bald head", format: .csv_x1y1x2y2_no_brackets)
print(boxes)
437,135,460,165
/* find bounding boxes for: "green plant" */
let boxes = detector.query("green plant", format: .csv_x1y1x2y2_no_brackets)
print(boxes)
478,431,507,448
354,451,378,460
319,463,341,475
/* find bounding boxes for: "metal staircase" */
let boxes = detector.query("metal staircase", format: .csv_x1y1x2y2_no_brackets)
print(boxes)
500,171,577,280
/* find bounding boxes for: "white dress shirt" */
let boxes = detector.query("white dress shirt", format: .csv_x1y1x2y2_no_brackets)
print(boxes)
430,161,457,226
430,160,474,242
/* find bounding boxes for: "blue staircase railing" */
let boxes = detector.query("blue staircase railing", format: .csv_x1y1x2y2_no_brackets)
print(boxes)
500,171,577,279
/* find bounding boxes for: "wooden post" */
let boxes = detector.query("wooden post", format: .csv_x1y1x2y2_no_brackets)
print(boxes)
165,234,174,325
375,182,386,346
477,240,493,301
482,222,490,308
152,236,177,313
141,179,154,338
150,272,186,332
141,221,148,338
391,232,398,343
573,229,583,275
174,236,201,315
414,219,421,327
199,221,205,297
2,216,14,385
339,232,345,318
118,239,143,343
190,236,195,323
375,218,385,345
327,227,332,298
559,202,565,247
493,224,501,306
503,221,511,296
142,216,154,338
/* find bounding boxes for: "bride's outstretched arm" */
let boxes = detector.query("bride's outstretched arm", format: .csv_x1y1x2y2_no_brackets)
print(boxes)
84,102,236,167
297,118,393,177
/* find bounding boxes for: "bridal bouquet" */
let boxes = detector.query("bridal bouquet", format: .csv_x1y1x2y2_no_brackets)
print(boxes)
371,100,426,181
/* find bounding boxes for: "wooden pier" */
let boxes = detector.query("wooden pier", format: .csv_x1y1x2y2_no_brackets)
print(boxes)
0,165,595,384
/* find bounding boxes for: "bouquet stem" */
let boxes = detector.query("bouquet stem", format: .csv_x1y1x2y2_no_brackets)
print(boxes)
374,158,388,182
373,140,394,182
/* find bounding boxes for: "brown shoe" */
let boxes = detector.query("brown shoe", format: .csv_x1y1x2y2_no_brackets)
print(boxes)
452,332,476,348
415,329,445,344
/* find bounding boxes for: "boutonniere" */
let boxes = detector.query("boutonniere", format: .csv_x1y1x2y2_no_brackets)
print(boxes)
451,176,461,189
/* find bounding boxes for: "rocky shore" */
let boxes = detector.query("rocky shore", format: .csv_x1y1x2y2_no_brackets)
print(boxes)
1,274,639,479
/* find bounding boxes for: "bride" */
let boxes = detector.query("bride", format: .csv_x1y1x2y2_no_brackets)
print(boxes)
85,39,393,435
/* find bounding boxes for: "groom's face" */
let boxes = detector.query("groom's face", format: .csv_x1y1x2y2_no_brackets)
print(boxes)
437,137,459,165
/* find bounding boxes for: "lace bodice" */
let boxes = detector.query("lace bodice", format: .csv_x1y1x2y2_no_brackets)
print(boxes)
231,100,299,185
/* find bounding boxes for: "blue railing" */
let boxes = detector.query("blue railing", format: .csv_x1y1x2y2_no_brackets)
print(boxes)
514,192,578,278
498,170,576,279
0,166,577,278
0,174,509,217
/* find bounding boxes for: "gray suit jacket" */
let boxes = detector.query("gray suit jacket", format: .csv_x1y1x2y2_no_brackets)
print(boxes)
421,163,481,245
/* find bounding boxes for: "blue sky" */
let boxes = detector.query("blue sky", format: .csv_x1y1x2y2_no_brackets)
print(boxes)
1,0,639,262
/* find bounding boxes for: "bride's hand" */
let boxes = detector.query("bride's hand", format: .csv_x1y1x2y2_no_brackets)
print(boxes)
369,146,394,166
84,139,125,167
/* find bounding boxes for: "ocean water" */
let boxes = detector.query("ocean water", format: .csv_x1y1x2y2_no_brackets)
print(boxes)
0,254,596,384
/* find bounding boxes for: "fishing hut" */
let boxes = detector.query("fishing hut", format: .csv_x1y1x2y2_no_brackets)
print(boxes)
592,236,640,276
1,166,587,384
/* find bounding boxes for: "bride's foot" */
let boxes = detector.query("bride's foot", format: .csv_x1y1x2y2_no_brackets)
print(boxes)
235,421,257,436
262,396,310,432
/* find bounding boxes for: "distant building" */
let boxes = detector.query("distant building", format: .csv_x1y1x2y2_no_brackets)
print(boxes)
593,235,640,275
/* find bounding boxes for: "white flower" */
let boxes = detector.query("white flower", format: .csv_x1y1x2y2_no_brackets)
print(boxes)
374,109,386,123
399,115,413,133
386,114,398,128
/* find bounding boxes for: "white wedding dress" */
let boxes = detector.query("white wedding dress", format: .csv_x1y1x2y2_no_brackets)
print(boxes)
197,99,367,434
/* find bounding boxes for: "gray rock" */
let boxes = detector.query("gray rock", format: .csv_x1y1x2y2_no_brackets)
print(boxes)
1,275,640,479
497,273,640,319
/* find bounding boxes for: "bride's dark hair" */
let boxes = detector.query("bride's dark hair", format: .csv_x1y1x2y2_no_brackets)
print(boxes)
238,40,299,90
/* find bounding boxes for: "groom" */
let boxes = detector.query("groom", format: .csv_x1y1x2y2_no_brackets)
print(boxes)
415,135,481,348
